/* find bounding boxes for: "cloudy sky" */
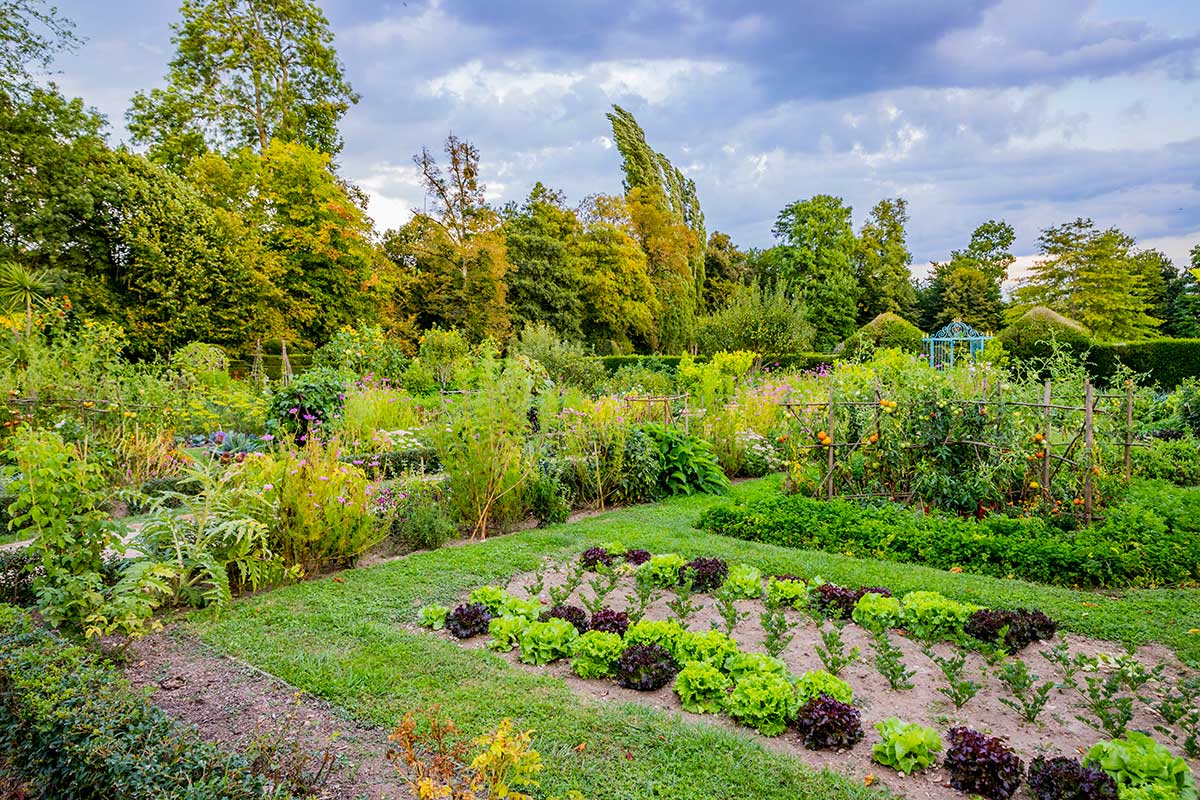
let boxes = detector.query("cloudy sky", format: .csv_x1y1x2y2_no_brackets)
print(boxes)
46,0,1200,277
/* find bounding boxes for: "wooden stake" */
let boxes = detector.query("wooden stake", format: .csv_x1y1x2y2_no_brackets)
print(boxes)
1041,380,1051,498
1124,380,1134,481
827,387,836,500
1084,379,1095,524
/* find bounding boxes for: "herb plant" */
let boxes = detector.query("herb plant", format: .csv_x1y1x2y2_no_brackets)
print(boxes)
997,658,1054,723
623,579,661,625
615,643,678,691
815,621,860,676
924,646,981,709
1076,670,1135,738
872,718,942,774
667,569,702,627
581,566,620,614
712,586,750,636
871,631,915,690
761,598,799,657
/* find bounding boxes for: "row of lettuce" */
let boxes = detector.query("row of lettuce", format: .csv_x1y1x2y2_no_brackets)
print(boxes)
419,546,1198,800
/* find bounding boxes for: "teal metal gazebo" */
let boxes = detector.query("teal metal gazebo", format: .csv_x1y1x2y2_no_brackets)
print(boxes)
923,321,991,368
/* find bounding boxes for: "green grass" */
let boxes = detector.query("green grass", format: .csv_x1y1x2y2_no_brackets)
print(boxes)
189,478,1200,799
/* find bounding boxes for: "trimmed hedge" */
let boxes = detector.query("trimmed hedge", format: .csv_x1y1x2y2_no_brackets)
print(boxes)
696,489,1200,588
0,605,289,799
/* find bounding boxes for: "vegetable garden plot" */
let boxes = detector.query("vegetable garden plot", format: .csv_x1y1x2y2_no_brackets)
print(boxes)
419,549,1200,800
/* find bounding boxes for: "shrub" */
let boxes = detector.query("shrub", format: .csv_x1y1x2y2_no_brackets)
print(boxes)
765,575,810,609
510,323,606,389
0,549,37,606
675,629,740,669
872,718,942,774
312,325,411,379
569,630,625,679
842,313,923,359
378,480,456,551
964,608,1058,652
447,603,493,639
487,616,530,652
615,643,678,691
695,285,813,356
637,553,687,589
945,726,1025,800
722,563,763,599
852,592,902,633
517,619,579,666
541,604,589,634
795,695,863,750
795,669,853,706
997,307,1091,364
1028,756,1119,800
588,608,629,637
1084,732,1198,800
673,660,732,714
0,607,283,799
418,604,449,630
726,671,799,736
723,651,789,682
901,591,978,641
685,557,728,592
525,467,572,526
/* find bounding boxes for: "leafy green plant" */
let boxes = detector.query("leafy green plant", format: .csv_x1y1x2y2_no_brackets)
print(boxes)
1076,670,1136,738
637,553,687,589
760,598,799,657
1041,637,1086,689
667,568,702,627
1084,732,1198,800
523,559,550,601
675,629,740,670
581,566,620,615
447,602,493,639
923,646,981,709
499,595,543,622
945,726,1025,800
852,591,902,633
870,631,915,690
614,643,678,691
418,604,449,630
487,616,530,652
815,621,860,676
623,578,661,626
674,661,732,714
726,671,799,736
997,657,1054,723
765,575,809,610
795,669,852,706
723,651,789,683
468,585,509,615
267,365,345,440
722,563,763,599
625,619,687,661
547,560,586,607
517,618,579,666
901,591,977,641
1151,677,1200,758
872,717,943,774
569,630,625,679
796,695,863,751
640,423,731,496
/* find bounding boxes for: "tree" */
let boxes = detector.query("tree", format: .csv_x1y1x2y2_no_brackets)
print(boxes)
1141,248,1200,338
128,0,358,170
571,194,659,353
187,139,380,347
703,231,751,310
1013,218,1161,341
501,183,584,339
855,198,915,323
627,185,698,352
927,219,1014,331
771,194,859,351
607,105,705,344
0,0,79,98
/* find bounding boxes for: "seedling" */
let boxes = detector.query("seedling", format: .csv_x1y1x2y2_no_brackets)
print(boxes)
997,658,1054,723
816,620,860,676
923,646,980,710
871,631,915,691
761,597,799,657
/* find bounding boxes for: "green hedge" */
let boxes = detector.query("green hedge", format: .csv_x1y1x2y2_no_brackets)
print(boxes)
0,606,288,799
696,487,1200,589
597,352,837,375
1004,336,1200,388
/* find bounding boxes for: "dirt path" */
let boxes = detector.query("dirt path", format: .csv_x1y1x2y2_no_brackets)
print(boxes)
124,630,406,800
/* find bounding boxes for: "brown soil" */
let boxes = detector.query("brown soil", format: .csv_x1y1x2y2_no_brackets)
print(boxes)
123,630,405,800
439,563,1200,800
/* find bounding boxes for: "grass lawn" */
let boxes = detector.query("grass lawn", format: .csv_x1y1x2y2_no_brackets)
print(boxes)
189,477,1200,799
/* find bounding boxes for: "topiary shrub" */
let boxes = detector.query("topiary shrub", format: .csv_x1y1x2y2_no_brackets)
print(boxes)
842,313,923,359
997,307,1091,366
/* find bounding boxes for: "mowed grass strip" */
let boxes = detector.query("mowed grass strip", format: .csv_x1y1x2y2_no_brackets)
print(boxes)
190,478,1200,799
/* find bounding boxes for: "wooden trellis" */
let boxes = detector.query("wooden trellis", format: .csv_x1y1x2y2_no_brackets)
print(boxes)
778,378,1142,523
623,394,688,428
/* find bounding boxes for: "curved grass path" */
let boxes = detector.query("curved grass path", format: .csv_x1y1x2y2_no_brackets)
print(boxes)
189,478,1200,798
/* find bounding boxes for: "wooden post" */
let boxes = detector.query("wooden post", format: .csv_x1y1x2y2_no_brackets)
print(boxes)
827,387,836,500
1041,381,1052,498
1123,380,1134,481
1084,379,1095,524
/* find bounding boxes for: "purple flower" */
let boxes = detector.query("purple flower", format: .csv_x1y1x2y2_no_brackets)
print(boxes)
260,433,275,442
288,407,299,415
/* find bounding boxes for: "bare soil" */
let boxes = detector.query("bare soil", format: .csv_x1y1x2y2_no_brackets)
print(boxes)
123,631,405,800
432,563,1200,800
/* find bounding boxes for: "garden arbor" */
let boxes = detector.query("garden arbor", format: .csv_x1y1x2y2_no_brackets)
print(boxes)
923,321,991,368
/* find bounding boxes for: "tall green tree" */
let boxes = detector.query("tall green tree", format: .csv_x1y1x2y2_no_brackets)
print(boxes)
502,183,585,340
771,194,859,351
128,0,358,170
703,231,751,310
0,0,79,97
1013,218,1161,341
607,105,704,347
1139,248,1199,338
937,267,1001,333
927,219,1014,331
627,185,698,352
855,197,915,323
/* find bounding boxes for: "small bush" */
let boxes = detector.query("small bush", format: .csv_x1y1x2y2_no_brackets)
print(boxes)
726,671,799,736
945,726,1025,800
615,643,678,691
872,717,942,774
674,661,732,714
795,695,863,750
0,549,37,607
